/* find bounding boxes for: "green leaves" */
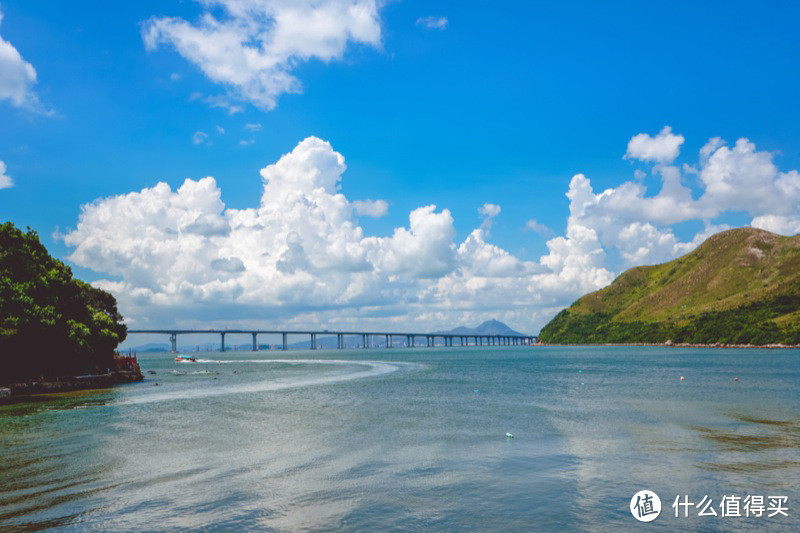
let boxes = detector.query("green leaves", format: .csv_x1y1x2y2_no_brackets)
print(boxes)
0,222,127,381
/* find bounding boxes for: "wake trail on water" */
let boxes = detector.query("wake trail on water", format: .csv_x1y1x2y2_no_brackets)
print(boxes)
119,359,415,406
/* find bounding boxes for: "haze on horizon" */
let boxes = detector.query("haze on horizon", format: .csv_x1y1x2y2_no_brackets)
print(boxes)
2,1,800,342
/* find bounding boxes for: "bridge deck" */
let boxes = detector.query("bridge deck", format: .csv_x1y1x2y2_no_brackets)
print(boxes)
127,329,538,352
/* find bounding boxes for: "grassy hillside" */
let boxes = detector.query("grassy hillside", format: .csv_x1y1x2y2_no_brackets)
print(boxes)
539,228,800,345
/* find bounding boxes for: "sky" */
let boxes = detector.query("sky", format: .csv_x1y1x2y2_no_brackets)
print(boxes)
2,0,800,344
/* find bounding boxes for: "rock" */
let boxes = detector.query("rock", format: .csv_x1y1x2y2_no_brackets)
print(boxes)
148,370,157,375
664,339,674,346
0,388,10,399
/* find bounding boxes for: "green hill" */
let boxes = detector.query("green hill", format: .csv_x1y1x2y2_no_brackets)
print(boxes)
539,228,800,345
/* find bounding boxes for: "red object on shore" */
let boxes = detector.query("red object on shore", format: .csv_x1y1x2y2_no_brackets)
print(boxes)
113,355,140,372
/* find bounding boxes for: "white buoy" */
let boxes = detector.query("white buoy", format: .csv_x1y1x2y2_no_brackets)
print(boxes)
506,432,514,438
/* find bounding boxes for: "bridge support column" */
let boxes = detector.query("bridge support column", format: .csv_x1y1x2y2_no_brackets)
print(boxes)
311,333,316,350
362,334,368,349
407,335,412,348
252,333,258,351
386,334,390,348
337,334,343,349
220,332,226,352
170,333,177,353
282,333,288,351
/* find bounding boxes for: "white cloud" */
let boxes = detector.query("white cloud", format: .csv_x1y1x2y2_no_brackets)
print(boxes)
478,203,501,218
143,0,384,111
0,160,12,189
352,199,388,217
416,16,448,30
0,9,47,113
216,125,225,134
239,139,254,146
525,219,551,236
192,131,210,145
751,215,800,235
245,123,262,131
478,202,501,235
62,130,800,334
625,126,684,164
201,94,244,115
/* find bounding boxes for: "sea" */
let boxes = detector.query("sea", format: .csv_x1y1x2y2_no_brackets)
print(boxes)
1,346,798,532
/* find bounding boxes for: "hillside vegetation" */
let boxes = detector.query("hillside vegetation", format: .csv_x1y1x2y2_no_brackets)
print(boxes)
539,228,800,345
0,222,127,382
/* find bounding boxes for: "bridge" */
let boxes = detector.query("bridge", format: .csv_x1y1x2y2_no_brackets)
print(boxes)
127,329,538,352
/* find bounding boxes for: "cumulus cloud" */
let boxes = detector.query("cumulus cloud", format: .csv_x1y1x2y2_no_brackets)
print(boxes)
625,126,684,164
352,199,388,217
62,129,800,334
0,9,47,113
0,160,12,189
143,0,384,111
64,137,564,331
245,123,262,132
416,16,448,30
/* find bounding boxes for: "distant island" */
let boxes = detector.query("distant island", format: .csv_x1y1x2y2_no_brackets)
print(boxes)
539,227,800,346
0,222,142,399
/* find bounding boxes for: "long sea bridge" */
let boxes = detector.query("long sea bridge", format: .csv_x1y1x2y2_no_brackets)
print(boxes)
127,329,538,352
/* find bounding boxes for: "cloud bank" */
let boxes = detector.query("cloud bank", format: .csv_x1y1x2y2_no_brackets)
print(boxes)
143,0,383,111
63,129,800,332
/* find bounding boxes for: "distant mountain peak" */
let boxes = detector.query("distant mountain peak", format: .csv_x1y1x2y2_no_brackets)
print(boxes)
437,319,524,336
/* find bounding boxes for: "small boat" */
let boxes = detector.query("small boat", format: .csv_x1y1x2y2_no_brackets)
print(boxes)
174,354,196,363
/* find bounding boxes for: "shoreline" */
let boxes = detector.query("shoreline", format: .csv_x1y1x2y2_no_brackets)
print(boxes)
536,342,800,349
0,370,144,404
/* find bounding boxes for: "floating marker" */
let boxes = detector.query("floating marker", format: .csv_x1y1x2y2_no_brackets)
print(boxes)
680,376,685,382
506,432,514,439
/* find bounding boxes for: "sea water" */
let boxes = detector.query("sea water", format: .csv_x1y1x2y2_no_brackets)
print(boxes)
1,346,798,531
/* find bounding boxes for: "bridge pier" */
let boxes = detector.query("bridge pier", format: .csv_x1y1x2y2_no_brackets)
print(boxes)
252,332,258,351
337,334,344,349
386,334,390,348
220,332,226,352
170,333,177,353
311,333,317,350
362,334,368,349
282,332,288,351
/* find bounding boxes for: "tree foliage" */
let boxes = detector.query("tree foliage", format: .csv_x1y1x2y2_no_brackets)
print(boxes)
0,222,127,381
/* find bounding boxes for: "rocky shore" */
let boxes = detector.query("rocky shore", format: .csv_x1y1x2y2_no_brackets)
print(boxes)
0,357,144,403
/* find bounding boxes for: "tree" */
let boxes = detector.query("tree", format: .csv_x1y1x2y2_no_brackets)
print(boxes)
0,222,127,381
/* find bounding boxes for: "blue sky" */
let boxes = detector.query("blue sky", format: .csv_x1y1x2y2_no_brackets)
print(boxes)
2,1,800,338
